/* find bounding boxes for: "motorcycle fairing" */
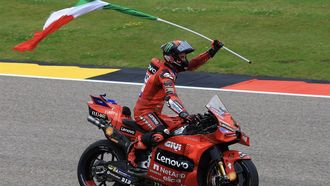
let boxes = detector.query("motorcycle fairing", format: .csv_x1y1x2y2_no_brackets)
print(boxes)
88,95,141,140
223,150,251,179
238,131,250,146
147,135,215,186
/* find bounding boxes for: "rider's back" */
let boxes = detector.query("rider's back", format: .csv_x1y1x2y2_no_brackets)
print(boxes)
134,58,176,117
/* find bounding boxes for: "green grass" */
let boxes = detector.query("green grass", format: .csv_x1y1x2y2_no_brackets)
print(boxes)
1,0,330,80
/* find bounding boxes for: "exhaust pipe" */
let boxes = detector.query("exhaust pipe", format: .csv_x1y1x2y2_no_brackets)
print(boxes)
87,116,106,128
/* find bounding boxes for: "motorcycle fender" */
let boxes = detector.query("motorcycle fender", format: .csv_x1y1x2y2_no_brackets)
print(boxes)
223,150,251,179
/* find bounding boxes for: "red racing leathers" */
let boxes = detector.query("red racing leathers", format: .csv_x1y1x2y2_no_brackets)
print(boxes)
134,51,212,132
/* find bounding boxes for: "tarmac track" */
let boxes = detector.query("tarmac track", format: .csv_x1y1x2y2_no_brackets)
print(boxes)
0,76,329,186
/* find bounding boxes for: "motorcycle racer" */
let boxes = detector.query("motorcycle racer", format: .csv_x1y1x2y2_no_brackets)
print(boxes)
128,39,224,168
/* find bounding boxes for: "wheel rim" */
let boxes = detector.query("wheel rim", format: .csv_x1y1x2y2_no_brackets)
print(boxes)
82,149,121,186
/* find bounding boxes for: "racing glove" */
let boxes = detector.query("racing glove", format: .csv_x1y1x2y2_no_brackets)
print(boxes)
208,40,224,57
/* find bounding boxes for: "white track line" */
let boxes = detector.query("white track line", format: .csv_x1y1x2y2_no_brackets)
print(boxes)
1,74,329,99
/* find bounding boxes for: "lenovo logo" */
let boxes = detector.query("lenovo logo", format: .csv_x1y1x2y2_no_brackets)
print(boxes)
120,127,136,135
154,149,194,172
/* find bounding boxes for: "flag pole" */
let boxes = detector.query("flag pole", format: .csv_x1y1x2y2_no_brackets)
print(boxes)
157,18,252,64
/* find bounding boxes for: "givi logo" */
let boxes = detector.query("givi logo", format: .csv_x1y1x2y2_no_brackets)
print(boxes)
164,141,182,151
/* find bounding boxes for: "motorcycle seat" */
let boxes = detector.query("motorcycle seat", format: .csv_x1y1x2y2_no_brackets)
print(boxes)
122,119,146,133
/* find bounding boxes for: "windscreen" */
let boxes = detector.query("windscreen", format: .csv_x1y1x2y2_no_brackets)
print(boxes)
205,95,229,117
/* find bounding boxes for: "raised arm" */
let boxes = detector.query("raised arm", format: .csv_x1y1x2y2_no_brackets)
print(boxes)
188,40,224,71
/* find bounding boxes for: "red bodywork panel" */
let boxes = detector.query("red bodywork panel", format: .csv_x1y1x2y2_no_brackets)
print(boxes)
88,95,143,140
147,135,214,186
223,150,251,177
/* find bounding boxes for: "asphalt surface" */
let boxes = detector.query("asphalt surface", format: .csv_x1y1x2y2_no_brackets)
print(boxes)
0,76,329,186
90,67,330,88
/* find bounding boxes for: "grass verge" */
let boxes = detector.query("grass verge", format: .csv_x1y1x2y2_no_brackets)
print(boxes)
1,0,329,80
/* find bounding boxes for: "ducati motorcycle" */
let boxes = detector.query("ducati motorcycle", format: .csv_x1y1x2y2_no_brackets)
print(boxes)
77,94,259,186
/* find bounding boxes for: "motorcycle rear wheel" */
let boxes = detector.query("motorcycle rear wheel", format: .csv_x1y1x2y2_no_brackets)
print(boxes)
205,160,259,186
77,140,126,186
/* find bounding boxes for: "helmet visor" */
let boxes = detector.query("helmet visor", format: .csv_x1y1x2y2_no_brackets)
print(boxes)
177,41,194,54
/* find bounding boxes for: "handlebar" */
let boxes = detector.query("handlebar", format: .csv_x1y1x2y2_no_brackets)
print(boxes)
183,112,218,135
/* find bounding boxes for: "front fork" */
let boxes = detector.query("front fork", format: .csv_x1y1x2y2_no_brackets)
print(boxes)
219,150,251,182
215,161,232,184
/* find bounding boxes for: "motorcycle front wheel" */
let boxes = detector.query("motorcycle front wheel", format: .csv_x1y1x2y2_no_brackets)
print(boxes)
206,160,259,186
77,140,126,186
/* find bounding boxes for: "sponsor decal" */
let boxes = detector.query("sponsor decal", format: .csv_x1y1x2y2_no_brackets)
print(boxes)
120,126,136,135
183,137,199,142
140,116,154,130
152,163,186,184
153,163,160,171
239,152,247,159
150,169,161,176
144,73,151,83
89,108,107,119
108,165,132,178
149,175,165,184
167,99,183,113
163,176,182,183
140,63,156,96
164,80,173,87
108,171,121,180
161,71,175,80
220,123,235,132
105,108,116,115
148,63,159,74
225,133,237,137
209,106,227,118
120,177,132,185
148,114,160,126
173,100,183,109
164,42,174,53
227,162,233,170
108,165,132,184
220,127,230,133
164,141,182,151
155,149,194,172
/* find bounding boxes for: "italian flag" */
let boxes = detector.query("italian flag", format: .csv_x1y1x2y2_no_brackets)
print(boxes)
13,0,251,62
14,0,156,52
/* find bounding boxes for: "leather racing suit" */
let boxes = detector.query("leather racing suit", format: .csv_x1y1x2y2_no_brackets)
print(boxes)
134,51,211,132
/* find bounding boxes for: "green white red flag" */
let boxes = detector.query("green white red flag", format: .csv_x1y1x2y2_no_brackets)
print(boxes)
14,0,156,52
13,0,251,62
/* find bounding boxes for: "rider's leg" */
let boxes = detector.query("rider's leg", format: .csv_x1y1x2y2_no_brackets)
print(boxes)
128,113,169,167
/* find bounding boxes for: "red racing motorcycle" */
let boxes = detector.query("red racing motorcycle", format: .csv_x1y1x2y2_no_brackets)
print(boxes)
77,94,259,186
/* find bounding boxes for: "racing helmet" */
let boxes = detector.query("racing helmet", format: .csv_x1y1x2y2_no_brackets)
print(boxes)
161,40,194,71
